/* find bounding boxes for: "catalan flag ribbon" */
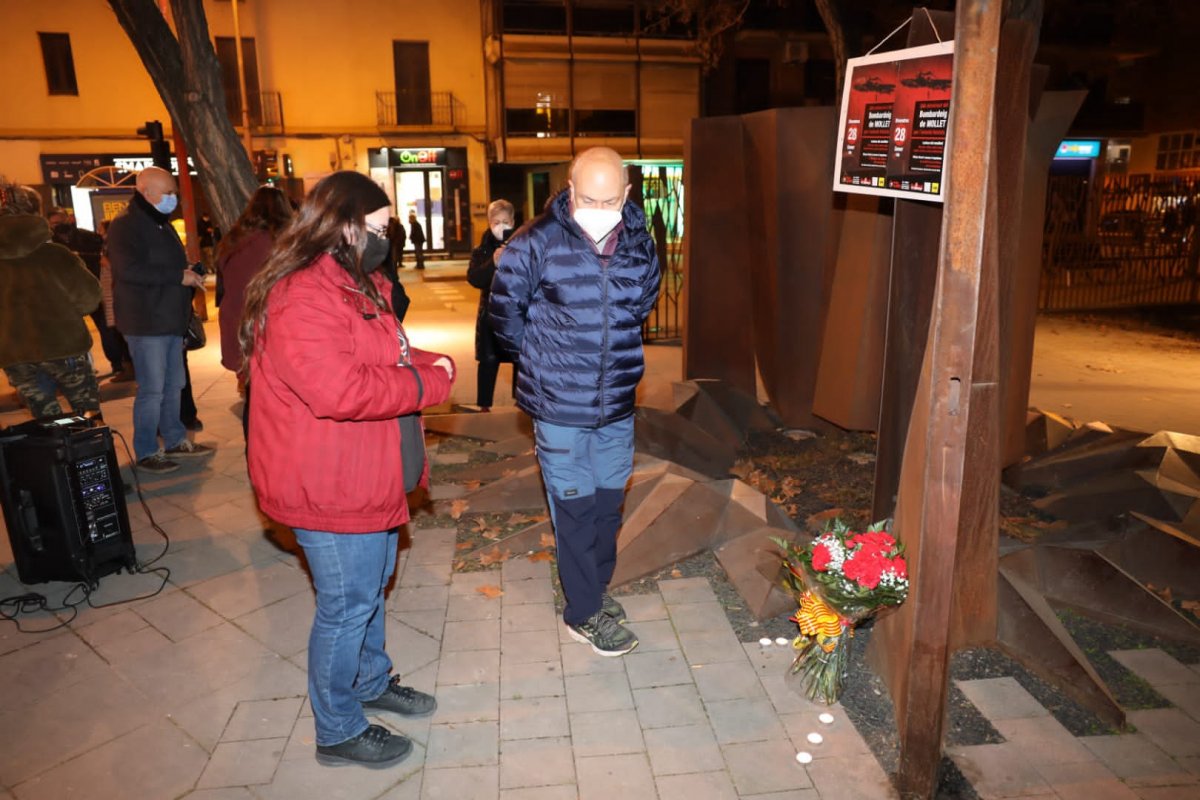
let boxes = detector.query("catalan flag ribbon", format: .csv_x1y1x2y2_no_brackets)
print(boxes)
790,591,849,653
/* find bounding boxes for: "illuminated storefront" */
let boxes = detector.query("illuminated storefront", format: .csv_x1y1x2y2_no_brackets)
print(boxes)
368,146,472,255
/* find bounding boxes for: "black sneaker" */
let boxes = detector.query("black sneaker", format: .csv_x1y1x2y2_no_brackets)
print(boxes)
362,675,437,717
315,724,412,768
568,610,639,657
601,593,627,623
136,454,180,474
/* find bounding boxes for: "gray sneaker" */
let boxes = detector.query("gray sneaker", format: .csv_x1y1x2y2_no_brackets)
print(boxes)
164,439,216,458
568,610,639,657
600,592,627,623
315,724,412,768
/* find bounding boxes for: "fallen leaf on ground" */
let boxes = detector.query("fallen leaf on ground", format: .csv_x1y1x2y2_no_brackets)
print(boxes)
508,512,533,527
479,546,510,566
463,480,482,492
482,527,503,541
528,551,555,563
450,499,469,520
670,568,683,578
473,517,490,532
476,584,504,599
539,532,556,548
806,508,844,529
779,476,803,500
455,542,473,551
452,559,467,571
1181,599,1200,613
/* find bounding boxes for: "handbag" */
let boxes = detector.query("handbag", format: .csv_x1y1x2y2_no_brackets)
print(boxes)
185,311,206,351
398,413,425,493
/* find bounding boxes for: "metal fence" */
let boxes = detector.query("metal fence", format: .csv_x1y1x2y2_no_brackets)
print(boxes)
376,91,463,130
1039,173,1200,310
634,164,684,341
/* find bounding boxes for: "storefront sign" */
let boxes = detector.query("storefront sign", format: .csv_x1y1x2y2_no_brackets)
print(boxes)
1055,140,1101,159
40,153,196,184
833,40,956,202
394,147,446,166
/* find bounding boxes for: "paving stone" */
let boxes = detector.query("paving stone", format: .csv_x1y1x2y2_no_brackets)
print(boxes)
499,786,578,800
994,716,1108,767
9,718,209,800
655,771,739,800
500,736,576,789
619,593,668,621
722,739,814,794
421,765,499,800
560,641,626,677
575,753,658,800
693,659,767,702
634,684,709,730
426,721,500,768
234,591,316,658
1133,786,1200,800
1127,708,1200,759
398,607,447,641
222,697,304,741
187,560,311,620
182,789,259,800
625,649,694,689
565,672,634,713
501,658,565,700
677,629,747,665
956,676,1051,721
432,452,471,465
438,649,500,686
390,584,450,612
759,673,825,716
658,577,717,605
707,697,788,745
432,682,500,724
444,619,502,652
500,695,570,740
501,629,560,664
779,711,871,760
739,791,820,800
448,593,505,622
502,578,555,606
74,610,149,650
644,723,723,776
453,571,505,596
400,560,453,588
1035,759,1141,800
376,774,422,800
431,482,467,500
805,754,900,799
387,618,444,675
1111,649,1200,687
502,558,552,583
196,737,287,788
627,619,679,652
571,709,646,757
1155,681,1200,722
500,603,557,633
667,602,735,634
949,742,1056,799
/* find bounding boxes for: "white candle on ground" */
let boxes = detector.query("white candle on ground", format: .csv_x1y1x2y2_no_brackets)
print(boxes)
807,732,824,745
795,751,813,764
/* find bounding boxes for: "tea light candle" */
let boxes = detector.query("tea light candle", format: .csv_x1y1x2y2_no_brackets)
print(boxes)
759,637,773,647
795,751,813,764
774,637,789,646
807,732,824,745
818,713,835,725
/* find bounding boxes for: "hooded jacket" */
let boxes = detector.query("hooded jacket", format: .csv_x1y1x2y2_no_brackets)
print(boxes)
0,214,100,368
488,191,660,428
106,193,193,337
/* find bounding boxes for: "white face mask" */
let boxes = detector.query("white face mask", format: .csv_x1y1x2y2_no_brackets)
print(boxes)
490,223,512,240
573,207,622,244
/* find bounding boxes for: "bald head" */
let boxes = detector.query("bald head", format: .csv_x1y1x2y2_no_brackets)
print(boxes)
569,147,629,211
136,166,177,205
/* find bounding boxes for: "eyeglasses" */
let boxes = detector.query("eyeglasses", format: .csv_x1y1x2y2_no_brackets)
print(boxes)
365,222,388,237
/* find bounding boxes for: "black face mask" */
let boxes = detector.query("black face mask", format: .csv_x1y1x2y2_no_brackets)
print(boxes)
362,232,390,271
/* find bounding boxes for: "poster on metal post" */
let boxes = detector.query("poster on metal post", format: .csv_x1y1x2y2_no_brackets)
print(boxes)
832,40,956,202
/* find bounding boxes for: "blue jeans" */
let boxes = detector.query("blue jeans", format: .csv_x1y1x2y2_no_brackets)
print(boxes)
535,416,635,624
125,334,187,460
296,528,398,746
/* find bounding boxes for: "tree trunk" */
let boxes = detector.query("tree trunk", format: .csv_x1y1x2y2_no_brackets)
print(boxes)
107,0,257,232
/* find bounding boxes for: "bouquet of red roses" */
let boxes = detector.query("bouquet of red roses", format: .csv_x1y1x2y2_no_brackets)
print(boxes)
771,518,908,703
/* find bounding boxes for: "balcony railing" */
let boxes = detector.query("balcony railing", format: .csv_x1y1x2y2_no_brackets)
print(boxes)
226,90,285,135
376,91,464,130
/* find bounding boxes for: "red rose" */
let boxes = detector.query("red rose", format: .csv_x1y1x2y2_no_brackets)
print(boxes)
811,543,832,572
843,549,884,589
891,557,908,580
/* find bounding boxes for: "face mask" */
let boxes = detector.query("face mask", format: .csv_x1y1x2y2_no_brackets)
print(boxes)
154,193,178,215
362,232,390,271
573,207,622,244
490,223,512,241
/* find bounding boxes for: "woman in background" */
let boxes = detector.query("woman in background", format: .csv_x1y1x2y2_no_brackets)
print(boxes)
216,186,292,440
466,199,515,412
240,171,455,769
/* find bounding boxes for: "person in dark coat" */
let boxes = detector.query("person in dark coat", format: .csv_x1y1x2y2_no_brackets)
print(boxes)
107,166,215,473
379,216,411,323
466,199,515,411
407,210,425,270
386,215,406,270
489,147,660,657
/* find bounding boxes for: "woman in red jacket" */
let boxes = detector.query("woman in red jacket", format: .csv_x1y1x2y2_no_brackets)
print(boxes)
240,171,455,768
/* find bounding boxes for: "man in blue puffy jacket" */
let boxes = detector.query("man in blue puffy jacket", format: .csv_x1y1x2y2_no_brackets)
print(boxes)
490,147,660,656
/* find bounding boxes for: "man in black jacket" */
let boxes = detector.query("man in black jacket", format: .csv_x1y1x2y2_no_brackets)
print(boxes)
107,167,214,473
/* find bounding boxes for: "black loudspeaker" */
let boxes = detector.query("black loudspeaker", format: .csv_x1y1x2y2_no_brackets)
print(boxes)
0,416,136,585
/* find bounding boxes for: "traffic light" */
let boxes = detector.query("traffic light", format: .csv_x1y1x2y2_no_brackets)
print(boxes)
137,120,172,171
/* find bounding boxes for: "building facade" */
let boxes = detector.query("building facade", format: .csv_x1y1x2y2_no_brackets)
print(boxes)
1,0,490,253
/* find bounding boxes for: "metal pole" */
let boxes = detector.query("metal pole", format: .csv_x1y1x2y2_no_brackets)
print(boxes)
231,0,254,158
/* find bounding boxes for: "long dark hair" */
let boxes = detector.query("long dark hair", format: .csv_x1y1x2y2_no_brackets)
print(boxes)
217,185,292,260
239,172,391,366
